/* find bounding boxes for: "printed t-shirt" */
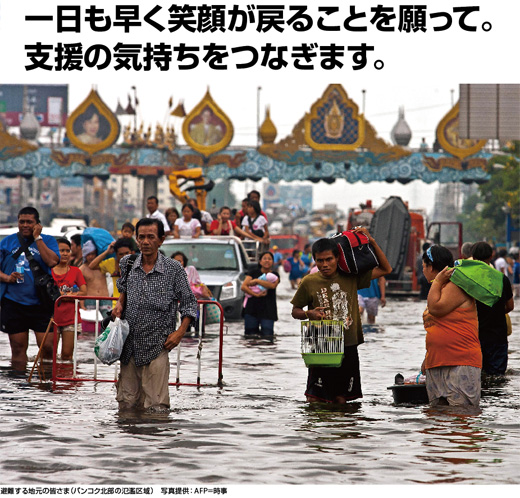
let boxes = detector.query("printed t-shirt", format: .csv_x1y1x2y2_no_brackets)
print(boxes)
241,215,268,235
291,270,371,347
99,258,120,298
209,219,236,235
0,233,60,306
175,218,201,237
423,304,481,369
476,274,513,346
51,266,86,326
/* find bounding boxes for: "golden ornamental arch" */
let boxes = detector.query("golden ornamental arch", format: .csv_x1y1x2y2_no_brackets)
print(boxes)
436,102,486,160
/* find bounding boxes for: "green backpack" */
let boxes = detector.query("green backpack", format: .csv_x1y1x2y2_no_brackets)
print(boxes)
450,259,504,307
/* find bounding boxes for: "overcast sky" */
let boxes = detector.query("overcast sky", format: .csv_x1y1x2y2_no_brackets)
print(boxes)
1,0,517,215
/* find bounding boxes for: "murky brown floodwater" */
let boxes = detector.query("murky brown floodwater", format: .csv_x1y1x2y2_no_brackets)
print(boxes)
1,278,520,485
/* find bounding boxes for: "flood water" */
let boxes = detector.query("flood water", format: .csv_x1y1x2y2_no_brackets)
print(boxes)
1,278,520,487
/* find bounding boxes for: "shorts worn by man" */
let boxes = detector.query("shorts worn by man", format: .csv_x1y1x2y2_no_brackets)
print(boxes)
113,218,197,412
0,207,60,368
291,232,392,404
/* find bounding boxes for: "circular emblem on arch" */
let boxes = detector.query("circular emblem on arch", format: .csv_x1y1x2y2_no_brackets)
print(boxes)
182,89,234,158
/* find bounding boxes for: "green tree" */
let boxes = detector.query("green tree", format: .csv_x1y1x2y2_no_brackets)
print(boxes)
458,141,519,243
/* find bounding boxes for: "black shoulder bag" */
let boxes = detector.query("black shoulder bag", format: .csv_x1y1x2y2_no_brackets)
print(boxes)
13,233,61,313
121,254,138,319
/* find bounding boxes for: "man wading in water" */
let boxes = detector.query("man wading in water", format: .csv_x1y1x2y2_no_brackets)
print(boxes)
112,218,197,412
291,229,391,404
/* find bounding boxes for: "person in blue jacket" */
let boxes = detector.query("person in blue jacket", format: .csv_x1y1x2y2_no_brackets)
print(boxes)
0,207,60,369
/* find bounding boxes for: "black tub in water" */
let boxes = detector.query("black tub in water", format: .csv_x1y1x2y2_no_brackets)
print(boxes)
388,383,429,404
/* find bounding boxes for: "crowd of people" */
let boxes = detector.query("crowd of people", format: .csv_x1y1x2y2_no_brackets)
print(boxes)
0,202,518,414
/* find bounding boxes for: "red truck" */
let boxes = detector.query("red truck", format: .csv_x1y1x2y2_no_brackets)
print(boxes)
270,234,307,257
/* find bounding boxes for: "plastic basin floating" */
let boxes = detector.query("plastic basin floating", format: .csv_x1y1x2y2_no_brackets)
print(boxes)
302,352,344,368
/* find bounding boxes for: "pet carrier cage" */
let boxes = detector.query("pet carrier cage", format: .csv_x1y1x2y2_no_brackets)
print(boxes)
301,320,345,368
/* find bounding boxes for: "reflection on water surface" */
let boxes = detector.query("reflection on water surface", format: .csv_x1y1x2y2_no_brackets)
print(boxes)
1,281,520,485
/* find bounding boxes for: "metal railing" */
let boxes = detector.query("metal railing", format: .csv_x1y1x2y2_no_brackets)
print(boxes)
50,296,224,388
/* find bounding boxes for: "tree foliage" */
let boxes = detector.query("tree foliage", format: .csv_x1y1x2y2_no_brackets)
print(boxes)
458,141,519,243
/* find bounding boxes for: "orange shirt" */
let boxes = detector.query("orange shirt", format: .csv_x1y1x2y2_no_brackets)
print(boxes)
423,304,482,369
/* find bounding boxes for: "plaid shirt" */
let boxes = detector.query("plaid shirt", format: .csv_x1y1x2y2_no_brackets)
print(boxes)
117,253,197,367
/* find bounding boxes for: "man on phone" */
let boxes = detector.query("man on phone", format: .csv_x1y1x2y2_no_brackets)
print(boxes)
0,207,60,369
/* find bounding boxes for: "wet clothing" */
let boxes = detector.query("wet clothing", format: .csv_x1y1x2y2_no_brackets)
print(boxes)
358,295,380,317
291,271,371,347
425,365,481,407
117,253,197,367
116,348,171,410
481,343,508,376
242,268,279,321
0,233,60,306
423,302,481,406
358,279,382,317
51,266,86,327
423,304,481,370
288,257,308,281
305,345,363,403
244,315,275,337
476,274,512,375
1,297,52,334
291,270,371,403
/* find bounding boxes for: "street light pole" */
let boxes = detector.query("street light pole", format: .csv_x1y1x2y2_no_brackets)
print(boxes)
257,86,262,147
131,85,138,131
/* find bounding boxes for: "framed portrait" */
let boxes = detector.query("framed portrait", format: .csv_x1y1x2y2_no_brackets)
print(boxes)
182,89,233,157
66,89,120,155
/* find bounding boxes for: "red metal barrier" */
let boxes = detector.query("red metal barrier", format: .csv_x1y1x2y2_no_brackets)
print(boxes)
51,296,225,388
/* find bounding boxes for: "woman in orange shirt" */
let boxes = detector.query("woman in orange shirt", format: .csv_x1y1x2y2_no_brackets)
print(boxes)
421,245,482,407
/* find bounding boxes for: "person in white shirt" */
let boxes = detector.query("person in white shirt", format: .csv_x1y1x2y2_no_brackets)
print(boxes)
174,203,202,238
188,197,213,234
241,200,269,243
494,249,508,275
146,196,171,236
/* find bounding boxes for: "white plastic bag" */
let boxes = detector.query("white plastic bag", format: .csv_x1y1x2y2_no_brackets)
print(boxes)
94,318,130,365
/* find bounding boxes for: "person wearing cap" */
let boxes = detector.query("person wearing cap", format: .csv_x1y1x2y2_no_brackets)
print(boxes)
79,240,110,311
271,245,284,272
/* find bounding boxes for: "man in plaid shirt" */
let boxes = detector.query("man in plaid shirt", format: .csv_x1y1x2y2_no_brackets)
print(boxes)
112,218,197,412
